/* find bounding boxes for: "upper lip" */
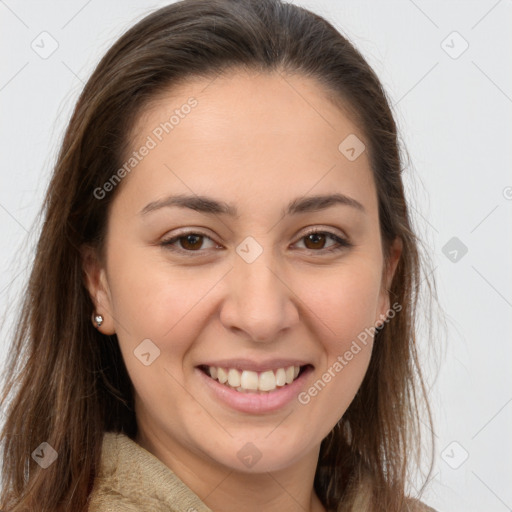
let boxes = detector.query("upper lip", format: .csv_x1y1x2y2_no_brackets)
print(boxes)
197,358,313,372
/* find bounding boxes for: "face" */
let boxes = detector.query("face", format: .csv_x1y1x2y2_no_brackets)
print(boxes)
84,69,401,474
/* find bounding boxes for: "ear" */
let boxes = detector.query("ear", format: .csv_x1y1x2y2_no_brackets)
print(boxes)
81,245,116,335
375,236,402,327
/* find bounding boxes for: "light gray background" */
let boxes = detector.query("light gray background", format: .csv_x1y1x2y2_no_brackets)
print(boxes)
1,1,511,511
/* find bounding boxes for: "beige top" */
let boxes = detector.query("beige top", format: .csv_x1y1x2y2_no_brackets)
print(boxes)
87,431,437,512
87,432,212,512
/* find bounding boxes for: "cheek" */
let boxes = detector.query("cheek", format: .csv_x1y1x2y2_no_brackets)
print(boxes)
295,261,382,399
292,268,382,428
107,242,219,341
297,260,383,343
106,250,233,408
107,258,215,423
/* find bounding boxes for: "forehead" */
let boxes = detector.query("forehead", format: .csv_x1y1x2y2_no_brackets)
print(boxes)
120,69,376,218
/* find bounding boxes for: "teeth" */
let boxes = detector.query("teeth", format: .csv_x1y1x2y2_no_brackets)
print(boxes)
258,370,276,391
240,370,259,390
227,368,241,388
275,368,286,386
217,367,228,384
206,364,303,393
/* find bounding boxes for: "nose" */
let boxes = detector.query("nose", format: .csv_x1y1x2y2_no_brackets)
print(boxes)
219,248,300,343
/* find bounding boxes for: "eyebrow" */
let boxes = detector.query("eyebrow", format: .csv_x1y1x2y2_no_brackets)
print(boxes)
139,192,366,217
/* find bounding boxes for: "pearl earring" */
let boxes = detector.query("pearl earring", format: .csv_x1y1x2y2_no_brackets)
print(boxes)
94,314,104,328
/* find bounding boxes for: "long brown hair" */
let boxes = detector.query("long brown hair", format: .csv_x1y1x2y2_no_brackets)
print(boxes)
0,1,438,510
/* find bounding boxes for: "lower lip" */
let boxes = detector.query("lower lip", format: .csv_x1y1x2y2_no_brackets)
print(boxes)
196,366,314,414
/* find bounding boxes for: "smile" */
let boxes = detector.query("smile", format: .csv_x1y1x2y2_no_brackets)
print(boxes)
198,364,309,393
196,362,314,414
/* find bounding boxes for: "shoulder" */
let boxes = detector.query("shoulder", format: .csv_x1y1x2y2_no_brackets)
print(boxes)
87,431,212,512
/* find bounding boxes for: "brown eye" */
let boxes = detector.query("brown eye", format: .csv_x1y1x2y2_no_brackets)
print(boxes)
179,234,204,251
160,231,218,253
295,230,352,254
303,232,327,250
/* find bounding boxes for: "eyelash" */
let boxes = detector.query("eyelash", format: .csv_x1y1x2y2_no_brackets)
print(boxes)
160,228,352,256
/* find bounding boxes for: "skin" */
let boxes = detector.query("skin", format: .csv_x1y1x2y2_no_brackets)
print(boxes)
83,69,401,512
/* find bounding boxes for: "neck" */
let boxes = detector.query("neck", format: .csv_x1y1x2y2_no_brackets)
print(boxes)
135,428,327,512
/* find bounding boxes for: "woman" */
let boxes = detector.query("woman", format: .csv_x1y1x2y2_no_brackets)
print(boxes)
0,0,438,510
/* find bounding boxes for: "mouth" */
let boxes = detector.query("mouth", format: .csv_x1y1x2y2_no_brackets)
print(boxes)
197,364,313,394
